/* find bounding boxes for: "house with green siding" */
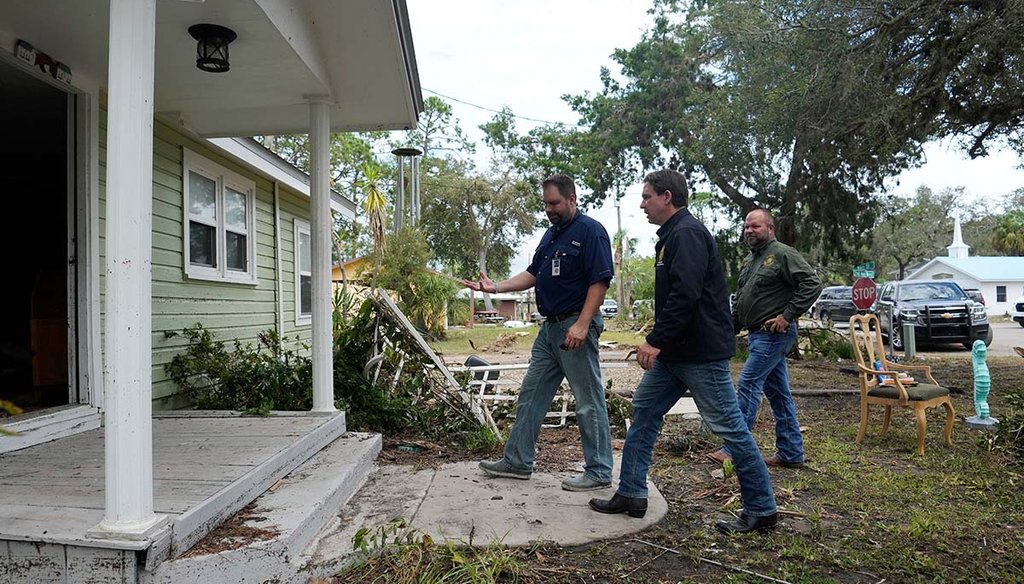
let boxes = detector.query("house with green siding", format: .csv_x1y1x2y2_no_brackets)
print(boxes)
144,130,356,410
0,1,422,577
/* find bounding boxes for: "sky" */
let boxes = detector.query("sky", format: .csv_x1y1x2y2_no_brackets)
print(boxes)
405,0,1024,274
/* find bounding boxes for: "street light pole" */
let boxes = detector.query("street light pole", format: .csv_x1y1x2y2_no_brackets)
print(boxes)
614,196,623,318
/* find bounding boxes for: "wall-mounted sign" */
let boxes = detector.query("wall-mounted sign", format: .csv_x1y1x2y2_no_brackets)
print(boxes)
14,39,72,85
14,39,35,65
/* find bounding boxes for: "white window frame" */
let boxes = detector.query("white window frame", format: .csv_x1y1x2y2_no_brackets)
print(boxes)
294,218,312,326
996,285,1007,303
182,149,258,285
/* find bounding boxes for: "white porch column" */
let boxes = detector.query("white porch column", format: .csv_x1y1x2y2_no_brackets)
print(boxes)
90,0,166,539
309,100,336,412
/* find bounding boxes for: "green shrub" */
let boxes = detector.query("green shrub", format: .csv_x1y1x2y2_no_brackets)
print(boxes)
632,301,655,329
992,386,1024,462
803,327,854,360
165,325,313,414
333,300,416,433
374,226,458,337
166,296,496,449
334,298,497,447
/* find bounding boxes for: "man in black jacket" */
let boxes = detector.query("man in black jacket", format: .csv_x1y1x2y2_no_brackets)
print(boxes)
589,170,777,533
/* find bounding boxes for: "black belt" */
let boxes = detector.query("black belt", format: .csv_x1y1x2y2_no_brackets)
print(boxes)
546,311,580,323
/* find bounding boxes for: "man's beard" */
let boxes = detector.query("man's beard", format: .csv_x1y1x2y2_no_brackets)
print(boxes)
548,210,572,225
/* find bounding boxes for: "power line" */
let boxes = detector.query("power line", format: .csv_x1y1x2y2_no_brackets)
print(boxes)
422,87,587,128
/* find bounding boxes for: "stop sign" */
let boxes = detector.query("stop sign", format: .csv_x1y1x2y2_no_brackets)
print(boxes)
852,277,877,310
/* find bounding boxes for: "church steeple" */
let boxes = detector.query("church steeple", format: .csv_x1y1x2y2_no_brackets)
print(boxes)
947,213,970,259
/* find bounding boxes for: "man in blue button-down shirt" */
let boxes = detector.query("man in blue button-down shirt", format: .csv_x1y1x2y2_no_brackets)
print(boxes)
463,174,615,492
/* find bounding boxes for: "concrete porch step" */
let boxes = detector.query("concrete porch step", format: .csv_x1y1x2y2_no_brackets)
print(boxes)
140,432,382,584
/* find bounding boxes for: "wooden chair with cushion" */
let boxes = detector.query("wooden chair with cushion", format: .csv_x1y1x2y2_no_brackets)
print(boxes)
848,313,954,455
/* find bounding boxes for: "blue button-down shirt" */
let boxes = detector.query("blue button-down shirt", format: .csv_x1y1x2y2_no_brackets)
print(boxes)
527,212,613,316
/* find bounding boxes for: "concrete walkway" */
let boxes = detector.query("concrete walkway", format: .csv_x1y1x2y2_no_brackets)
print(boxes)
301,455,669,577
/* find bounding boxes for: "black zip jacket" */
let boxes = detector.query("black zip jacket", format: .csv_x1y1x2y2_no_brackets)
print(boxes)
645,209,736,362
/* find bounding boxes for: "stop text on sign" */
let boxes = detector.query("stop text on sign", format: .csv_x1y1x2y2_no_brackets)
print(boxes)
851,277,877,310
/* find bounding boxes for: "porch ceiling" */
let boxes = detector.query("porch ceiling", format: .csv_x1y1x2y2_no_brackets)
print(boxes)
1,0,422,136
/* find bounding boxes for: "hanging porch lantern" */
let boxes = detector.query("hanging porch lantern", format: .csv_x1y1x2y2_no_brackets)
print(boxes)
188,24,237,73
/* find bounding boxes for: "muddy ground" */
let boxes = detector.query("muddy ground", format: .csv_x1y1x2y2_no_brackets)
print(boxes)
374,348,1024,583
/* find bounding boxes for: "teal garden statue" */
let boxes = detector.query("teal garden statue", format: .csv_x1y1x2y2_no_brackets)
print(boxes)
965,339,998,430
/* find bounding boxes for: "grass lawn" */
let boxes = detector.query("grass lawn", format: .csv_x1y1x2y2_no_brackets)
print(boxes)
430,319,646,356
337,342,1024,583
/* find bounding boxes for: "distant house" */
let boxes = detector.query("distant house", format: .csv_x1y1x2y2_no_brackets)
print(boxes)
907,216,1024,315
454,288,525,320
333,255,376,284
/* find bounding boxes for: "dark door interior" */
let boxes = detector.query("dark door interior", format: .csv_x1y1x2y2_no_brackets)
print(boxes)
0,59,71,413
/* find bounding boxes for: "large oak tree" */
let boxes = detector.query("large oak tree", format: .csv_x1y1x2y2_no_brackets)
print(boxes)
530,0,1024,259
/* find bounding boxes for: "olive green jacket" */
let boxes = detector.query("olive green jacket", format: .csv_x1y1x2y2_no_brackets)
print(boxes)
732,238,821,332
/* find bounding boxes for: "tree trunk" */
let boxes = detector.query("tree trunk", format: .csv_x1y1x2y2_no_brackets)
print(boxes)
774,214,798,246
614,241,623,319
623,279,634,319
478,249,493,311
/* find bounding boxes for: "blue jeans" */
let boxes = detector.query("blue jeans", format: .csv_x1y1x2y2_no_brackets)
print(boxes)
617,358,776,518
725,327,804,463
502,314,613,482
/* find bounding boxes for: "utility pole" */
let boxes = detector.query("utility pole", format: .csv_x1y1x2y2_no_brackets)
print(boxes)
614,196,624,318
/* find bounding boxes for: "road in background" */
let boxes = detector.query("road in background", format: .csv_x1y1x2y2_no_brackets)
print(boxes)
916,321,1023,358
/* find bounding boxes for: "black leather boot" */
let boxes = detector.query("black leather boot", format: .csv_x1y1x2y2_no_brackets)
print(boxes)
589,493,648,518
715,512,777,534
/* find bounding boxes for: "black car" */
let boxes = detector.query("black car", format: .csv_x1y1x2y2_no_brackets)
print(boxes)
809,285,857,327
873,280,990,350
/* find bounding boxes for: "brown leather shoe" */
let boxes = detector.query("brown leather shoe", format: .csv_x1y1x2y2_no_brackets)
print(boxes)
764,454,805,468
706,449,732,464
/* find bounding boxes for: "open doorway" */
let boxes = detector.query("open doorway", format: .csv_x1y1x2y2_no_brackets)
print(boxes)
0,59,74,414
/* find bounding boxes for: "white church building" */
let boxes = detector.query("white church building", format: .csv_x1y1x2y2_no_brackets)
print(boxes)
908,216,1024,316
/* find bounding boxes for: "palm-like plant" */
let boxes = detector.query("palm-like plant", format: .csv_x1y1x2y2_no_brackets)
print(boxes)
359,162,389,267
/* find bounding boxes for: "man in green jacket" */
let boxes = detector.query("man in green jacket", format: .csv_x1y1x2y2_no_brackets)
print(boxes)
708,208,821,467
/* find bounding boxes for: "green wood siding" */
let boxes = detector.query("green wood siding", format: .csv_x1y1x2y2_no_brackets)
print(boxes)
98,109,313,409
276,190,314,353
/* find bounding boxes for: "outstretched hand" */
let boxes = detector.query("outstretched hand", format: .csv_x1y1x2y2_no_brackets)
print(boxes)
461,271,496,294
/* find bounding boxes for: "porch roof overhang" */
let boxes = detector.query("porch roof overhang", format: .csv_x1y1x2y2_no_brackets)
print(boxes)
0,0,423,137
208,137,358,219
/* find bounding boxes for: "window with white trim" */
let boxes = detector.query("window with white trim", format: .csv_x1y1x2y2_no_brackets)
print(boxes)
294,219,312,325
997,285,1007,302
183,150,257,284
